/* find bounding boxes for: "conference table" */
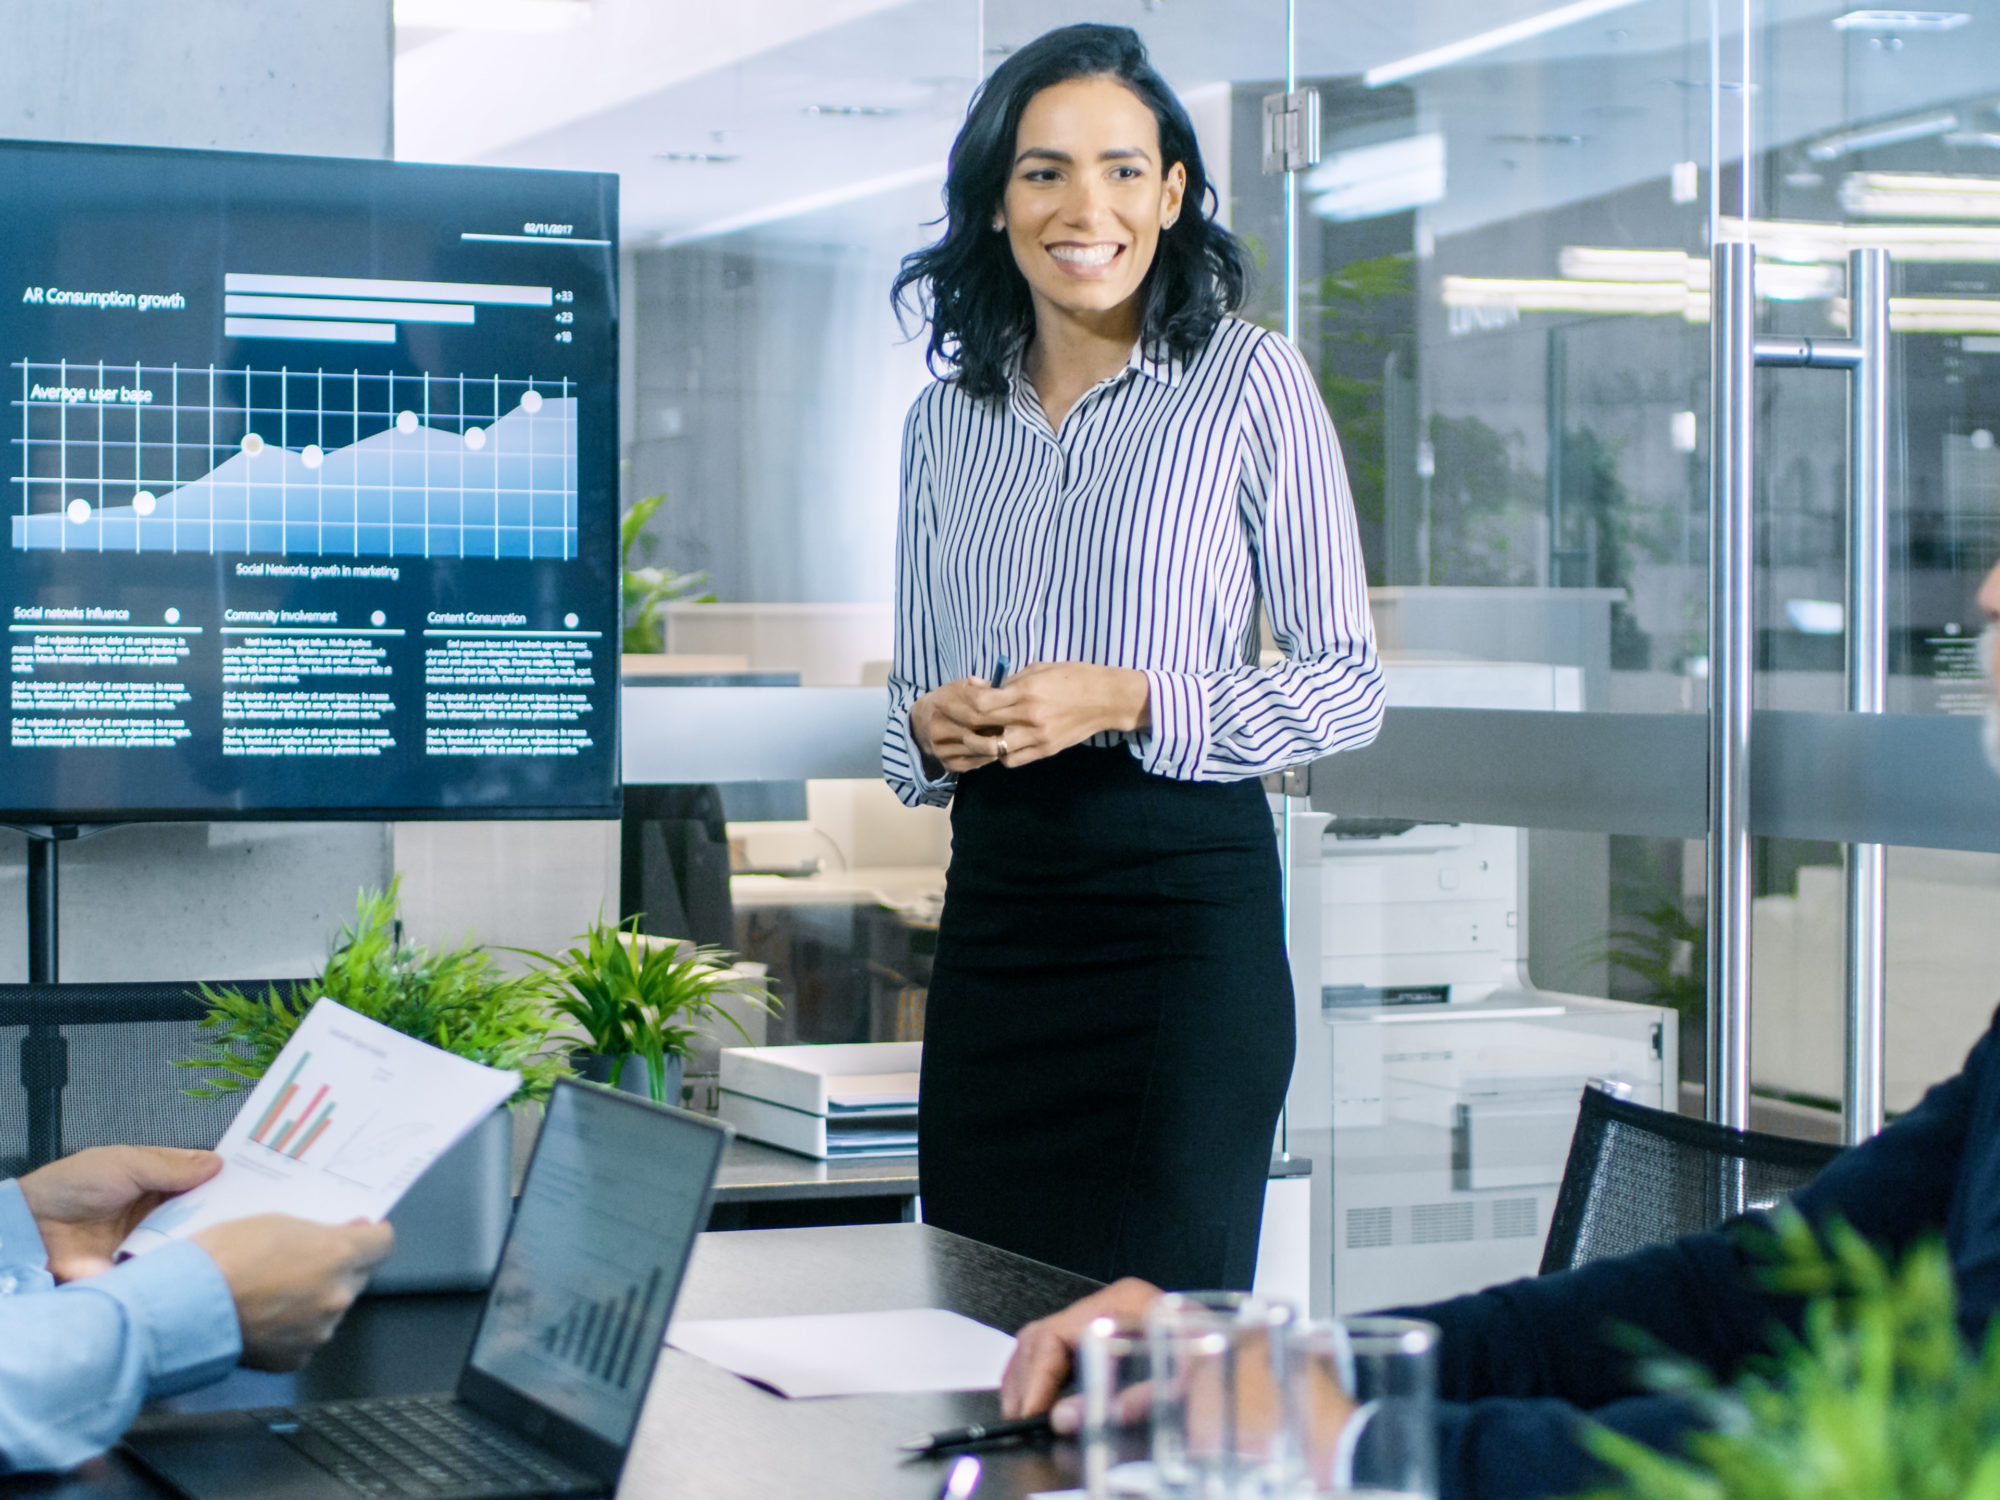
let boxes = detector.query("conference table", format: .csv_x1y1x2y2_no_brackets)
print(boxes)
27,1224,1104,1500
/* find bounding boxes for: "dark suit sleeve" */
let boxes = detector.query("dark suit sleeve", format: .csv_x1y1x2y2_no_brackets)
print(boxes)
1386,1008,1992,1500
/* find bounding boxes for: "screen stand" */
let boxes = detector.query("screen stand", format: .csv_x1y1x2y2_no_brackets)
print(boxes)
13,824,81,1163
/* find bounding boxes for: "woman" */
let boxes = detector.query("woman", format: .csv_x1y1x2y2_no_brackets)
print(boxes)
884,23,1383,1291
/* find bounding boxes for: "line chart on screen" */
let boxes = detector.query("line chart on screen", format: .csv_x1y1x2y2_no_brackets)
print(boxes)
8,361,578,561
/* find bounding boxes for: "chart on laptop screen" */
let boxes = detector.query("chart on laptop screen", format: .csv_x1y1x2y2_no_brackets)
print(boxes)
471,1091,715,1445
0,140,619,819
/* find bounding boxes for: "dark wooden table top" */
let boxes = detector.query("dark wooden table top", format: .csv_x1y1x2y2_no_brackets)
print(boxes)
30,1224,1100,1500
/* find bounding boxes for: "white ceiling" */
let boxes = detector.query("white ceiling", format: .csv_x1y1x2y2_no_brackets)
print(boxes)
393,0,2000,249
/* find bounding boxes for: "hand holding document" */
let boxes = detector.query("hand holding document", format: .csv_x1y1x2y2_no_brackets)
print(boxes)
120,997,519,1256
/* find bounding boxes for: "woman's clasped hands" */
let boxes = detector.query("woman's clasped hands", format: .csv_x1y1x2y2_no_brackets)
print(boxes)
911,661,1151,775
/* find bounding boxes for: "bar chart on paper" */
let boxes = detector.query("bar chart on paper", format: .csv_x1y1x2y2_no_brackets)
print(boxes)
248,1052,340,1161
9,361,577,560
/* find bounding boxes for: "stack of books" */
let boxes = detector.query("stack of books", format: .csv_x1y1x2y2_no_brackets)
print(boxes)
718,1042,920,1160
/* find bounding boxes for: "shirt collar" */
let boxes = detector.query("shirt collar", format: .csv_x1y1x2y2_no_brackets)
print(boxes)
1003,336,1186,408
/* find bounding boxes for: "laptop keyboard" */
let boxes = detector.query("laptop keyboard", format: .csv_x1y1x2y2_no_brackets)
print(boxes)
254,1395,596,1499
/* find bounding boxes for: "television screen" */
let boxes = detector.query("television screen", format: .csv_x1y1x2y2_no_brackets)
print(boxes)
0,139,619,821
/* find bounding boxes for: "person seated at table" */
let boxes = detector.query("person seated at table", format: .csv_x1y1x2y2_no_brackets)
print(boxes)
996,564,2000,1500
0,1144,393,1473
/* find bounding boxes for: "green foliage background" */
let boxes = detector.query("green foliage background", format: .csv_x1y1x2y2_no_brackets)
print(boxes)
181,883,568,1105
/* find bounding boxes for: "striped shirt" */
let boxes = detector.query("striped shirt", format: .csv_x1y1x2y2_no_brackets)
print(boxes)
882,315,1384,808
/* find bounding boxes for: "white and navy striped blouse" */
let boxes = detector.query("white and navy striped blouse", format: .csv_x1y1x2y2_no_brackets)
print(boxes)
882,315,1384,809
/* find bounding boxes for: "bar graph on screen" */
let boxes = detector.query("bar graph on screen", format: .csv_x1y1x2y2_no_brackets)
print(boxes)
9,360,577,560
539,1267,666,1390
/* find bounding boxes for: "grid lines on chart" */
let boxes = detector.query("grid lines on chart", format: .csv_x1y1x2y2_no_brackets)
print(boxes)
9,361,577,561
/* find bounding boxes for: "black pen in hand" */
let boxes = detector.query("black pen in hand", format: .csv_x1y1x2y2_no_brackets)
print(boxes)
900,1413,1054,1455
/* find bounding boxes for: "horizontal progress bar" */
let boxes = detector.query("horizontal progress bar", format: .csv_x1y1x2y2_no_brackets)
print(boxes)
422,629,600,637
225,273,552,307
220,627,406,635
225,318,396,345
224,295,475,324
8,623,202,633
461,232,611,247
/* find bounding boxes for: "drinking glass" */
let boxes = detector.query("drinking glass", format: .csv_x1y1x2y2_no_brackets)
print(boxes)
1079,1316,1151,1500
1147,1291,1300,1498
1289,1317,1439,1499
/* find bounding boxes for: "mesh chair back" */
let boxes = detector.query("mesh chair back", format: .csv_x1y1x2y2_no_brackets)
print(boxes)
1539,1085,1844,1274
0,981,307,1176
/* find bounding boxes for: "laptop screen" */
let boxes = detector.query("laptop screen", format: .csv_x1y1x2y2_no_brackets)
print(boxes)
466,1083,723,1448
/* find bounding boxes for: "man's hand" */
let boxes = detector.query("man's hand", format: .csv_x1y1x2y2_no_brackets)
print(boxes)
1001,1277,1162,1429
912,664,1150,776
192,1215,395,1371
18,1146,222,1281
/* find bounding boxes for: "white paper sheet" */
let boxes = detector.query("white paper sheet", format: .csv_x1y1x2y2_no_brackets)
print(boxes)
666,1307,1017,1398
119,997,519,1255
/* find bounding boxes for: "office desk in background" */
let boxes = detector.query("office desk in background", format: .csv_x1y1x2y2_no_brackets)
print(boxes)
39,1225,1098,1500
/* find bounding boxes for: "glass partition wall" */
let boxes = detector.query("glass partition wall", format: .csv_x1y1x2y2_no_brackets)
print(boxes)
620,2,2000,1248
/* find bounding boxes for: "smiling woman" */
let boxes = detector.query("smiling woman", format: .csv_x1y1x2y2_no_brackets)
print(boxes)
883,23,1385,1293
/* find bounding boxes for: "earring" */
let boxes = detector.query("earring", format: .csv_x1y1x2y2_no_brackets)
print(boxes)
991,218,1005,232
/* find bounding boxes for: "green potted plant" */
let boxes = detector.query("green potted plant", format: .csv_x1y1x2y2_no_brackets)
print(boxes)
180,881,569,1292
1585,1213,2000,1500
620,492,715,656
520,915,777,1107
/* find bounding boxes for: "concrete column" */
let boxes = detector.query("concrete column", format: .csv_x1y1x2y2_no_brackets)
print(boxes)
0,0,395,981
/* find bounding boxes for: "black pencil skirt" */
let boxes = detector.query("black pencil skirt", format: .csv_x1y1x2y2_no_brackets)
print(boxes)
917,745,1295,1291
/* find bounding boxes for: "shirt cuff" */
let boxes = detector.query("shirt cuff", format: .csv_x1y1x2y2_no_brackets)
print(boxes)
1135,670,1211,780
72,1241,242,1398
0,1183,53,1297
895,710,959,807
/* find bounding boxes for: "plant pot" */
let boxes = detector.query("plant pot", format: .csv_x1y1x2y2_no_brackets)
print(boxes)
372,1106,514,1294
574,1050,684,1106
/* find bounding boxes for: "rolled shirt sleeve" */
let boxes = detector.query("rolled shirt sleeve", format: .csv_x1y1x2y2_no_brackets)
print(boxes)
1135,332,1384,781
884,404,961,808
0,1181,240,1473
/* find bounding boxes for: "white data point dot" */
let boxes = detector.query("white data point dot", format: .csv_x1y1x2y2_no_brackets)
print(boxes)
164,608,181,625
463,426,486,451
396,410,418,435
564,613,578,629
520,390,544,413
133,491,157,516
66,498,90,524
301,445,324,470
371,610,386,627
241,432,264,457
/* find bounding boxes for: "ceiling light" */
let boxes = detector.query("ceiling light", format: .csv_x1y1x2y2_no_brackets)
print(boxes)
1441,276,1697,318
1946,132,2000,149
1722,215,2000,262
1840,170,2000,218
1557,247,1700,283
393,0,590,31
1306,134,1445,221
655,152,738,165
1831,9,1970,29
1806,109,1959,161
1786,600,1845,635
803,105,901,118
1363,0,1646,88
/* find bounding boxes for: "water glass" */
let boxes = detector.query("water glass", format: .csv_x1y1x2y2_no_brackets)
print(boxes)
1147,1291,1300,1498
1290,1316,1439,1499
1078,1316,1151,1500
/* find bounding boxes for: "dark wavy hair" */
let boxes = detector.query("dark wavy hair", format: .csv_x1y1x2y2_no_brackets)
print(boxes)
892,23,1247,401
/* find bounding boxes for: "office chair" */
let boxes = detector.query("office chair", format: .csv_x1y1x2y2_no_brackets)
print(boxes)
0,980,307,1175
1539,1084,1844,1274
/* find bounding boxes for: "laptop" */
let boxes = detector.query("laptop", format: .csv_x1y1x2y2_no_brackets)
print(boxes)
123,1080,732,1500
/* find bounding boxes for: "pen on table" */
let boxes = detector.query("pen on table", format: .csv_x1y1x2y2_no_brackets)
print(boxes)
900,1414,1053,1454
991,654,1011,690
934,1453,983,1499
